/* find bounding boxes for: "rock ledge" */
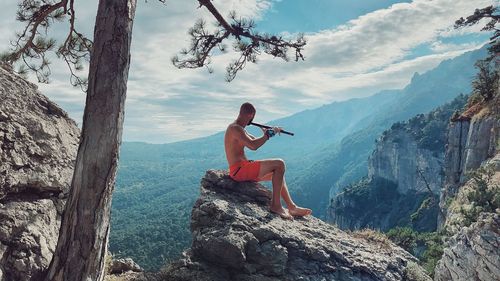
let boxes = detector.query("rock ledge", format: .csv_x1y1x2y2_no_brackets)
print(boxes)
160,170,429,281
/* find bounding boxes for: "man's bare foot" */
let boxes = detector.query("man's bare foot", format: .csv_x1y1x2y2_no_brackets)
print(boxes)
270,205,293,220
288,205,312,217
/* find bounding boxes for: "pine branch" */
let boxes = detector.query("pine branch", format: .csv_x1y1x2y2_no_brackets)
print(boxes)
2,0,92,90
173,0,306,81
455,5,499,57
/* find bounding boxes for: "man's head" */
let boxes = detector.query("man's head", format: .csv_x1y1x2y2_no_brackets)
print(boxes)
239,102,256,126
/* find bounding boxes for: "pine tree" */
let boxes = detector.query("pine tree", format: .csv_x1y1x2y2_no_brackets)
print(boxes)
2,1,307,280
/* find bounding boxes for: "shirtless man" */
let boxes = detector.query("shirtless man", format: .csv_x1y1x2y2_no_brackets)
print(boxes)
224,102,312,220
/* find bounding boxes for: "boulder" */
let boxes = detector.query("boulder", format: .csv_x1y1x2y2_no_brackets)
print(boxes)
159,170,430,281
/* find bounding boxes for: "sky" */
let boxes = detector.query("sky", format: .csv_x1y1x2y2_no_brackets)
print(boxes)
0,0,497,143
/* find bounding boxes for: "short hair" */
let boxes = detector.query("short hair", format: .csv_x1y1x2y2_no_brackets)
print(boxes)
239,102,256,115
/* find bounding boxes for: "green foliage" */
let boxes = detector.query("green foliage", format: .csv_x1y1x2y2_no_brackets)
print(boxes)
411,197,434,222
302,47,486,220
108,91,402,270
454,5,499,62
340,177,398,207
331,177,438,232
463,14,500,107
470,59,499,102
386,227,418,252
458,165,500,227
109,141,227,271
386,228,445,278
4,0,92,88
330,95,467,233
418,232,444,276
444,197,454,208
380,94,468,152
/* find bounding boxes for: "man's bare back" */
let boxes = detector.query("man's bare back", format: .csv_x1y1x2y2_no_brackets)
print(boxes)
224,122,256,166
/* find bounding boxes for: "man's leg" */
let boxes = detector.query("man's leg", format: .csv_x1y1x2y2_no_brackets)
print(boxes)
257,159,293,220
258,162,312,217
260,173,312,217
258,172,293,206
280,177,312,216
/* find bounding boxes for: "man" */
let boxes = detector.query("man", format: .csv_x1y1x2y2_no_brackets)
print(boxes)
224,102,312,220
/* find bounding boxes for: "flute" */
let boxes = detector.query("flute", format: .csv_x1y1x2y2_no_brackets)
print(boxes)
250,122,294,136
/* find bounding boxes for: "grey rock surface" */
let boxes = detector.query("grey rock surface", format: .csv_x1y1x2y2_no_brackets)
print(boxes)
434,94,500,280
159,170,429,281
110,258,144,274
0,66,79,281
434,213,500,281
328,125,443,232
0,66,79,199
368,129,443,195
439,115,500,227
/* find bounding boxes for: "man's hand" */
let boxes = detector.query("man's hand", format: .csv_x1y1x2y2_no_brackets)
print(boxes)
260,126,282,135
273,126,283,135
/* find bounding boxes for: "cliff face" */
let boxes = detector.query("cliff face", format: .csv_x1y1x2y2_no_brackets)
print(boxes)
435,212,500,281
328,176,438,232
328,130,442,232
158,170,430,281
328,129,441,232
368,129,444,194
438,113,500,227
368,129,443,195
327,96,467,232
433,90,500,280
0,66,79,281
434,146,499,281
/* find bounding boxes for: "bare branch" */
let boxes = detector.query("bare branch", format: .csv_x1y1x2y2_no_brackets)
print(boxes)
173,0,306,81
455,5,499,61
2,0,92,90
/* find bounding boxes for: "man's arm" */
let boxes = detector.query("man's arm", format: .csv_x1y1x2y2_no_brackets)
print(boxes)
246,131,256,140
233,125,268,151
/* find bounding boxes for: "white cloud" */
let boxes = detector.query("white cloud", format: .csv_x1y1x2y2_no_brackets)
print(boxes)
304,0,494,71
0,0,495,143
430,41,485,53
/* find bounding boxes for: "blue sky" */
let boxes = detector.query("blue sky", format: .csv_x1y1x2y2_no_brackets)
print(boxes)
257,0,413,33
0,0,496,143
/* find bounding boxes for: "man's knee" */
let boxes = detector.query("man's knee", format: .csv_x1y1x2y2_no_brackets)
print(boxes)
274,158,285,172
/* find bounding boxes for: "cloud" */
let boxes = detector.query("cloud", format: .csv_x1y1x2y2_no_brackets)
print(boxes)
430,41,485,53
0,0,495,143
304,0,494,72
197,0,493,108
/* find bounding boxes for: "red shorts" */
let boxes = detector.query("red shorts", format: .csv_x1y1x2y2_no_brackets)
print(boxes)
229,160,262,182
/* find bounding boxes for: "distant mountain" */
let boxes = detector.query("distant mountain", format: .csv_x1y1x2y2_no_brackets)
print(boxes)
109,90,399,270
289,46,488,219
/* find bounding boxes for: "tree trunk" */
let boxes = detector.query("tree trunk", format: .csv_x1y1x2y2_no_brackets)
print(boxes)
44,0,137,280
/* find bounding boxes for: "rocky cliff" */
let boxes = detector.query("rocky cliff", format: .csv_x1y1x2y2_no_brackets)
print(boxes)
438,103,500,227
368,126,443,195
434,152,499,281
435,150,499,280
0,66,79,280
433,83,500,280
156,170,430,281
327,96,467,232
435,212,499,281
